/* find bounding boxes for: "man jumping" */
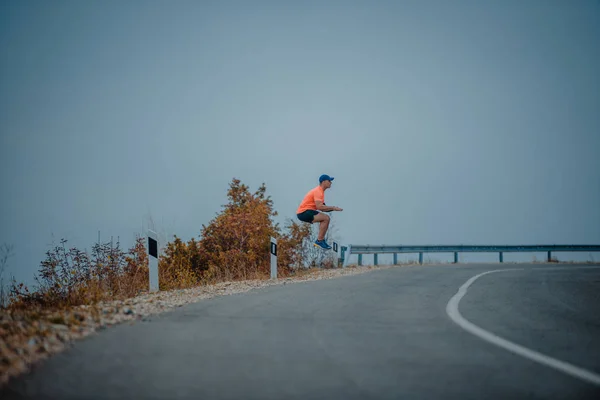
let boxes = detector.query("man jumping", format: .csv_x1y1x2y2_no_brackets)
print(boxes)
296,174,343,250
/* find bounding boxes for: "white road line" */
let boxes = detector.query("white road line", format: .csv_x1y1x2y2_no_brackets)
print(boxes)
446,267,600,387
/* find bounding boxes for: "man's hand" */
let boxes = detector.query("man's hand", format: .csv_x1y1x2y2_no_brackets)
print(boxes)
316,201,342,212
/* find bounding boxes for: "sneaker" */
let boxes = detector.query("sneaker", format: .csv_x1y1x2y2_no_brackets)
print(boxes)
314,239,332,250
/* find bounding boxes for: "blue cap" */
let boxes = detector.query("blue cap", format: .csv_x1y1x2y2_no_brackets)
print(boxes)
319,174,334,183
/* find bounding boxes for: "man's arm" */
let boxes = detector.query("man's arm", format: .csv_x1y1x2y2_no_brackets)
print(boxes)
315,200,342,212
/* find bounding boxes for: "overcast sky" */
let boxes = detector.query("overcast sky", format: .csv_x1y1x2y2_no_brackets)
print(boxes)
1,0,599,285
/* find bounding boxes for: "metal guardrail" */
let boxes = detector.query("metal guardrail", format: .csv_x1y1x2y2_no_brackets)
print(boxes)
341,244,600,266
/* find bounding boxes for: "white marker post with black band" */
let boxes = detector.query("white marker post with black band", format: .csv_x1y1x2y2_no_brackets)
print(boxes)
333,242,340,267
147,229,159,292
270,237,277,279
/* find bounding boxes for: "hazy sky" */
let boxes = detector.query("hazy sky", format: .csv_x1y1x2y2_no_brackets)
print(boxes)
2,0,599,285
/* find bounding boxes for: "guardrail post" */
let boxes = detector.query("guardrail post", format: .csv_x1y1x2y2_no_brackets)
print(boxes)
374,253,378,266
499,252,503,263
454,252,458,263
393,253,397,265
358,254,363,266
419,252,423,264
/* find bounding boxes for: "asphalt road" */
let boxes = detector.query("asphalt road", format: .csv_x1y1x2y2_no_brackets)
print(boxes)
2,263,600,399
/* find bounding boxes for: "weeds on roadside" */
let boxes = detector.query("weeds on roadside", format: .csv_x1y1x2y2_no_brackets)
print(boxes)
8,236,148,310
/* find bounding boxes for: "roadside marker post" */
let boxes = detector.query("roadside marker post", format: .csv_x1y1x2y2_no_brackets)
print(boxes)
270,237,277,279
147,230,159,292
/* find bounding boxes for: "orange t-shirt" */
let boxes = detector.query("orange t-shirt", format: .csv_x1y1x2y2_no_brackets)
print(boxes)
296,186,325,214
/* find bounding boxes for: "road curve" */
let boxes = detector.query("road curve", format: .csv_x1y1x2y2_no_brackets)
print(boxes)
2,263,600,400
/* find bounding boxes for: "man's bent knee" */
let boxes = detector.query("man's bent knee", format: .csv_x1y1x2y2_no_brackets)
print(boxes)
313,213,330,223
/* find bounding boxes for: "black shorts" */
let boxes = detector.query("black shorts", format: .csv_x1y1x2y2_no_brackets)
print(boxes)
297,210,319,223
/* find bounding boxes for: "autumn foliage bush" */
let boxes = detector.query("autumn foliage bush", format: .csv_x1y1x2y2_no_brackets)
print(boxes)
158,236,202,290
195,179,280,282
5,178,333,310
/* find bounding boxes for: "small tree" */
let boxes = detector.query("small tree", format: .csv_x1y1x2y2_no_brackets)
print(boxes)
198,178,280,282
159,236,200,290
277,219,312,273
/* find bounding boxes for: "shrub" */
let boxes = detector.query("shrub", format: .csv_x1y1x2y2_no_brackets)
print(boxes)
197,178,279,282
8,236,149,309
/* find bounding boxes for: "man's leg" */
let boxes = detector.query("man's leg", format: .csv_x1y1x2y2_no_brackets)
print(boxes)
312,212,330,241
